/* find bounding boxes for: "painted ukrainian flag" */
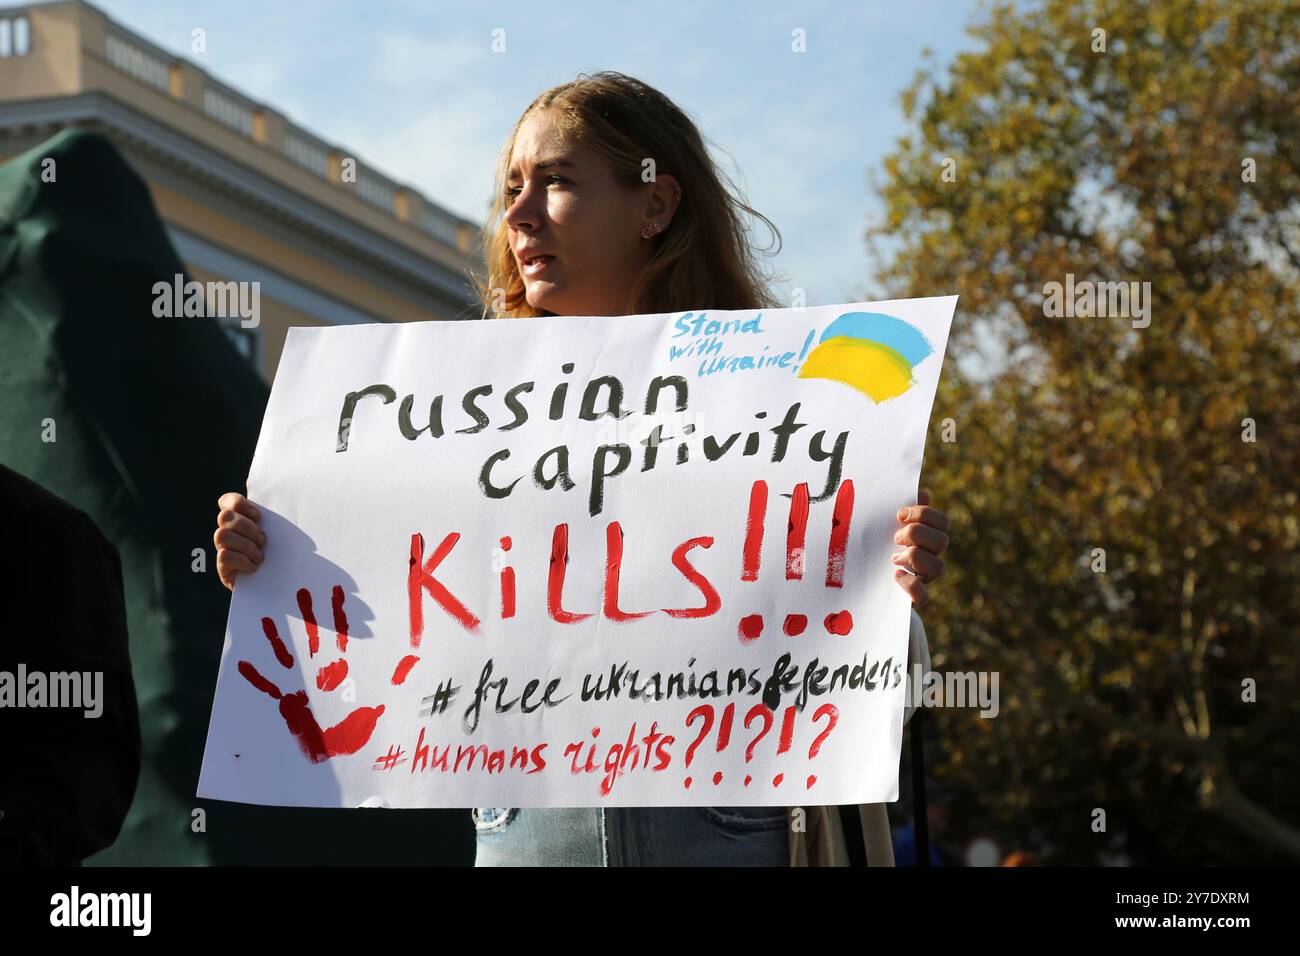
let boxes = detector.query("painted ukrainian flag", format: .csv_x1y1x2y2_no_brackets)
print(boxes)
798,311,934,403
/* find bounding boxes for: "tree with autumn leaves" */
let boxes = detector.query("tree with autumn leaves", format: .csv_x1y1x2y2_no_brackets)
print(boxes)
871,0,1299,863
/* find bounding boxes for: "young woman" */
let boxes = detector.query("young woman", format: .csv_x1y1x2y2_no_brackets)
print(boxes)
213,72,951,866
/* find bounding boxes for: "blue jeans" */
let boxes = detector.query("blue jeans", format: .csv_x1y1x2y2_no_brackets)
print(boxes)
472,806,790,866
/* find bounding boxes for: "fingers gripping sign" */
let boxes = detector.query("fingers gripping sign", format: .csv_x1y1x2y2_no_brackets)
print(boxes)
891,488,950,607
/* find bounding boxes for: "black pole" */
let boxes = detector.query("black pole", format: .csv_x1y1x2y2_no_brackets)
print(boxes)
911,708,929,866
839,802,867,866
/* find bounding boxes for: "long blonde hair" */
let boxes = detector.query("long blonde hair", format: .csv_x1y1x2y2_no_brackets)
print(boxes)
472,71,782,318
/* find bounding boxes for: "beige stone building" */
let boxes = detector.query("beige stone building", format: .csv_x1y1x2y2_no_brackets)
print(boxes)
0,0,483,383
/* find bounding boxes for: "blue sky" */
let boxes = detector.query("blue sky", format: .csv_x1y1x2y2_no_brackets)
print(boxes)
97,0,990,307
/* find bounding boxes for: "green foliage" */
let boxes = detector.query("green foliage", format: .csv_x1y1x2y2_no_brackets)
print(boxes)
875,0,1300,863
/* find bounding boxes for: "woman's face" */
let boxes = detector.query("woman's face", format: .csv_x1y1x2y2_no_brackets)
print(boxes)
504,109,675,317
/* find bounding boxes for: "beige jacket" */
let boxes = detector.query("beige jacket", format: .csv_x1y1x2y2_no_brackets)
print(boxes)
788,608,930,866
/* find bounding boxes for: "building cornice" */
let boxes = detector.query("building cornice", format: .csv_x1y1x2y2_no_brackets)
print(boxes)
0,91,476,305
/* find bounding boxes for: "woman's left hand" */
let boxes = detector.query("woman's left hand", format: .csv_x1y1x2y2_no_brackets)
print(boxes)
892,488,949,607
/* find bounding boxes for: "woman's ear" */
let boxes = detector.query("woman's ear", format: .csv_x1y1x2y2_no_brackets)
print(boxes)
647,173,682,225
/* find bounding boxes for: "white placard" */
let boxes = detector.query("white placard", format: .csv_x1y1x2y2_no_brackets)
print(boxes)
198,296,957,808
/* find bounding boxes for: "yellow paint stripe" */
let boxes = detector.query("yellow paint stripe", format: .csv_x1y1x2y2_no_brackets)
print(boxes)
798,336,914,402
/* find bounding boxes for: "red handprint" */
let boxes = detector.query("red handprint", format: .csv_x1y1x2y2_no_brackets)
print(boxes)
238,585,418,763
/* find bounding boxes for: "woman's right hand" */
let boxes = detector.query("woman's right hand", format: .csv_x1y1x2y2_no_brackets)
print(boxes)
215,492,267,591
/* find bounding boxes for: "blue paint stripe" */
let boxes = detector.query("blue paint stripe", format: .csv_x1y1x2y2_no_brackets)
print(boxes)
818,312,934,366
